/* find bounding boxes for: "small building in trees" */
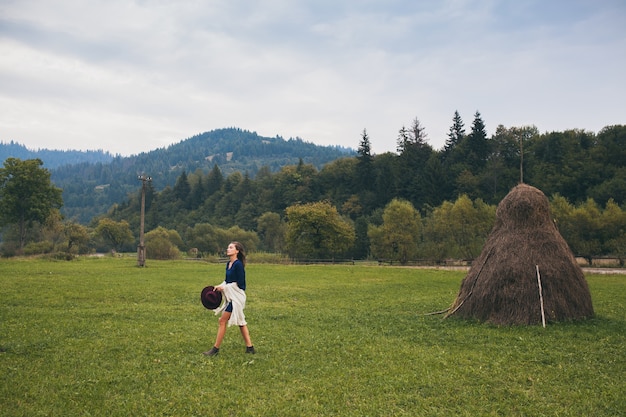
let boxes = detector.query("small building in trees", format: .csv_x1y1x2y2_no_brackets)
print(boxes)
446,184,594,325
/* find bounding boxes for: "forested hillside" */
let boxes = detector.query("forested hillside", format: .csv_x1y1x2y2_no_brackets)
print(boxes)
47,128,354,222
98,120,625,262
1,118,625,262
0,141,114,169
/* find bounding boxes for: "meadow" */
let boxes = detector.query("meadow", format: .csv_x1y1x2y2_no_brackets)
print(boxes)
0,257,624,417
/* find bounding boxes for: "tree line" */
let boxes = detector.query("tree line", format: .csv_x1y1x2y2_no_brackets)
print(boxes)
49,128,355,223
1,114,625,264
0,141,114,169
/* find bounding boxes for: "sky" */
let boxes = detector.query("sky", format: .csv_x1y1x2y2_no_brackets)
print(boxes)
1,0,625,157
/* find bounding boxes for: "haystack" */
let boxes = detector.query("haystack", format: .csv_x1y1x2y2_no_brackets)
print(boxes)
446,184,594,325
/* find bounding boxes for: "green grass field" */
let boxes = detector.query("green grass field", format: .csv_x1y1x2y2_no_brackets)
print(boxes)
1,257,624,416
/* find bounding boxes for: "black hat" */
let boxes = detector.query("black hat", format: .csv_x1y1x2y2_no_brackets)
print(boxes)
200,286,222,310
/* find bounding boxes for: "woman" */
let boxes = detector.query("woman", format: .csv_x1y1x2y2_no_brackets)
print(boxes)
203,241,255,356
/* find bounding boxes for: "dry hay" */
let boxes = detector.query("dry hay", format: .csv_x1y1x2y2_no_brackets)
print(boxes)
446,184,594,325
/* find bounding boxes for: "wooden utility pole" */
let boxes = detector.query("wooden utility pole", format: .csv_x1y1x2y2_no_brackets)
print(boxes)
137,174,152,267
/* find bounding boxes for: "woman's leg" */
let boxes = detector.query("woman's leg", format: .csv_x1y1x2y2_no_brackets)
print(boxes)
239,324,253,347
214,311,231,348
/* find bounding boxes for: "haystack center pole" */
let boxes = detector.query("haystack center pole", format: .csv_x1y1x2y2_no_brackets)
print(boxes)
519,134,524,184
536,265,546,328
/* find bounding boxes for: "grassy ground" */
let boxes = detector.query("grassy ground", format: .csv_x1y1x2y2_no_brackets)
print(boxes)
0,257,624,416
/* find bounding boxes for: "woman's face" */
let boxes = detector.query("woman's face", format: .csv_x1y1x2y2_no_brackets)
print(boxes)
226,243,238,257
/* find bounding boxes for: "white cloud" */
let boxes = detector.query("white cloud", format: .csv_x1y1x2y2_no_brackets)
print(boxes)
0,0,624,156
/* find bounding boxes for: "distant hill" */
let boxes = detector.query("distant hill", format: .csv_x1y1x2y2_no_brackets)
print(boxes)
4,128,355,223
0,141,115,168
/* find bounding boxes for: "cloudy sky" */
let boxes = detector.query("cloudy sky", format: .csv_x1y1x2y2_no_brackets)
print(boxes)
1,0,624,156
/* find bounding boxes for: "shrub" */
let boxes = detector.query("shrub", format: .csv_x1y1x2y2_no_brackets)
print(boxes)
23,240,54,255
247,251,291,264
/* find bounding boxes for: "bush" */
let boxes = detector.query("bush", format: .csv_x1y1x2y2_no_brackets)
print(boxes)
145,227,182,260
0,242,18,257
147,236,181,260
247,251,291,264
23,241,54,255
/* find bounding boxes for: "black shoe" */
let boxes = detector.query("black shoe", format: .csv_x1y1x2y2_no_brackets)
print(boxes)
203,347,219,356
246,346,256,354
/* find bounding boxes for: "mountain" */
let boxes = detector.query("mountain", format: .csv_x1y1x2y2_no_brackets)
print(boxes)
0,141,115,168
19,128,355,223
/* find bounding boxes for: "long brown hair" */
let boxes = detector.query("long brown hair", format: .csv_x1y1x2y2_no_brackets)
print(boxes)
231,241,246,266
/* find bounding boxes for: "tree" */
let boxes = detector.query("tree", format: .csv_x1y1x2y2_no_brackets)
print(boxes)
592,125,626,170
372,153,398,208
396,125,410,154
600,199,626,265
368,199,421,264
232,173,263,231
0,158,63,251
41,209,65,251
357,129,373,161
444,110,466,155
419,153,448,208
395,118,434,208
145,226,182,260
206,164,224,196
440,111,468,198
356,129,374,191
257,212,286,252
397,118,428,153
316,158,357,205
94,218,134,252
285,201,355,259
589,167,626,206
189,174,206,209
223,225,259,253
421,203,451,263
527,129,600,203
447,194,494,260
271,163,318,211
183,223,259,256
409,117,429,147
464,111,490,170
423,195,495,260
64,221,90,255
486,125,538,201
185,223,221,254
589,125,626,205
213,172,245,226
173,170,191,207
352,216,370,259
563,199,603,265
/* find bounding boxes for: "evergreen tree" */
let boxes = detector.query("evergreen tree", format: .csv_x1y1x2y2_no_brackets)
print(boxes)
396,126,410,154
409,117,429,147
206,164,224,196
395,118,433,208
173,170,191,205
189,175,205,209
357,129,374,190
438,111,468,199
465,111,490,170
357,129,372,161
444,110,466,155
